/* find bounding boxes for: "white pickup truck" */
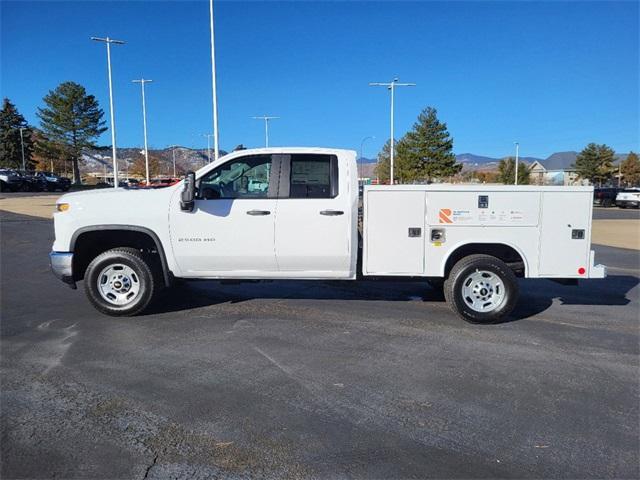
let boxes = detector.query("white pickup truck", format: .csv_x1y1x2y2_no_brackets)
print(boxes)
50,147,606,323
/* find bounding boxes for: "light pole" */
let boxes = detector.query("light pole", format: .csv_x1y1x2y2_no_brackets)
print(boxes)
514,142,520,186
202,134,214,164
359,136,375,181
369,78,415,185
208,0,220,161
168,145,179,177
132,78,153,185
91,36,125,188
251,115,279,147
19,127,26,170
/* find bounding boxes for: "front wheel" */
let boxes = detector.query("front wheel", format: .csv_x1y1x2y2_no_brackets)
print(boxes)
444,254,519,324
84,248,158,316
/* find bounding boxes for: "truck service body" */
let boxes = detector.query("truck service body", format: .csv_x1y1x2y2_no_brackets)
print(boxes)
50,147,606,322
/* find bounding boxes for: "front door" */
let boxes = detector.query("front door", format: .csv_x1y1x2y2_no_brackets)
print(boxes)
169,154,278,276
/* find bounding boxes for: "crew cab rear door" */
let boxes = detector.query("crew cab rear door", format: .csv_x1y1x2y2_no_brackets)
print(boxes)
274,153,355,278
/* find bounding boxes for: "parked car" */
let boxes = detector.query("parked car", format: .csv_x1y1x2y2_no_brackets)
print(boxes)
16,170,48,192
593,187,620,207
35,171,71,192
139,177,181,189
0,169,24,192
50,147,606,323
616,188,640,209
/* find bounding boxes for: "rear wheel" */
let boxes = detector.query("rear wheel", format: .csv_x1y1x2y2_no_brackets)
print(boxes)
84,248,158,316
602,198,612,208
444,254,519,324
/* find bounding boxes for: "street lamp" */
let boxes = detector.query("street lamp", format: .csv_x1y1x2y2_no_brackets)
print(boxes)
132,78,153,185
514,142,520,186
359,136,375,181
208,0,220,161
19,127,26,171
369,78,415,185
251,115,279,147
91,36,125,188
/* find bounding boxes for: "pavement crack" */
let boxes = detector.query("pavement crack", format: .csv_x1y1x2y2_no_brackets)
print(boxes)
142,453,158,480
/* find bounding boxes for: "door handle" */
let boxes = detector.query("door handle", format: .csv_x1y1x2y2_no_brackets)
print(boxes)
320,210,344,216
246,209,271,216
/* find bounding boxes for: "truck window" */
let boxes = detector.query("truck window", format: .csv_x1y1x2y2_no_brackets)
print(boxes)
198,155,273,199
289,154,337,198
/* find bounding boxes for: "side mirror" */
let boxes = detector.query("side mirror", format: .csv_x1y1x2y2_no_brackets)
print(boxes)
180,171,196,212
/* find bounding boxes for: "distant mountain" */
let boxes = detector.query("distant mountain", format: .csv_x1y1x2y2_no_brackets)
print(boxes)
79,147,630,178
357,157,377,164
81,146,228,176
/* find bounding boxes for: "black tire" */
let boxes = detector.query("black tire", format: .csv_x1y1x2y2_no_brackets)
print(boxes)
84,248,158,316
444,254,519,324
602,198,612,208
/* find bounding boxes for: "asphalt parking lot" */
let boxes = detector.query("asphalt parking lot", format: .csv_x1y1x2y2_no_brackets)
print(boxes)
1,205,639,479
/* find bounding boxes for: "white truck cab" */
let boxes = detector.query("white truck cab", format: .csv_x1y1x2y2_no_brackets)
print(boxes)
50,147,606,323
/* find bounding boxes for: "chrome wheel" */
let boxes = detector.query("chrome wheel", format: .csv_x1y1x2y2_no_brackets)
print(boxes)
97,263,141,306
461,269,505,313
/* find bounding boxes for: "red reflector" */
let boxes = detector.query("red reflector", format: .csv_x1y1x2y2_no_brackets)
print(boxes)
578,267,586,275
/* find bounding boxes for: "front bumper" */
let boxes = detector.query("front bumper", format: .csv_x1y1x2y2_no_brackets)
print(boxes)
49,252,76,289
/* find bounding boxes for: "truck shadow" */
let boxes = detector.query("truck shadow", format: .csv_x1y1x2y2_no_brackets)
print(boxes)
148,274,638,323
507,275,638,322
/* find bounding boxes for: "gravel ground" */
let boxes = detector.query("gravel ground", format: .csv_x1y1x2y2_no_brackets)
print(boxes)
1,210,639,479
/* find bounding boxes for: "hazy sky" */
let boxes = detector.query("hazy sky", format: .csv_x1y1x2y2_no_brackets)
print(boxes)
2,0,638,158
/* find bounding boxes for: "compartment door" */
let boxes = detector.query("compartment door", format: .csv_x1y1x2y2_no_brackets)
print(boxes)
539,192,591,276
365,190,425,275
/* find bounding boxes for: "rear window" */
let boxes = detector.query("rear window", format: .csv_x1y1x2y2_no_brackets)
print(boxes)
289,154,337,198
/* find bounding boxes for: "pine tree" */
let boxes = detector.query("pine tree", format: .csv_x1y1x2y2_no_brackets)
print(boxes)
0,98,34,169
620,151,640,187
497,157,530,184
37,82,107,184
574,143,615,186
396,107,461,182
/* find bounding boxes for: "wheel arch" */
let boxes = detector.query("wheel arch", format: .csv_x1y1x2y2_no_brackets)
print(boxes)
441,241,528,278
71,225,172,286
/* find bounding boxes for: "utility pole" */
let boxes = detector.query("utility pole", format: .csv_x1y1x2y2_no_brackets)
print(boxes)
168,145,179,177
369,78,415,185
514,142,520,186
91,36,125,188
208,0,220,161
202,134,214,164
132,78,153,185
251,115,279,147
19,127,26,170
359,136,375,182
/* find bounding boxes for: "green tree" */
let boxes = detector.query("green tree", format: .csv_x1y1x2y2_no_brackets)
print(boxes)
37,82,107,184
574,143,616,186
497,157,530,184
620,151,640,187
396,107,461,182
374,139,392,183
0,98,34,169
